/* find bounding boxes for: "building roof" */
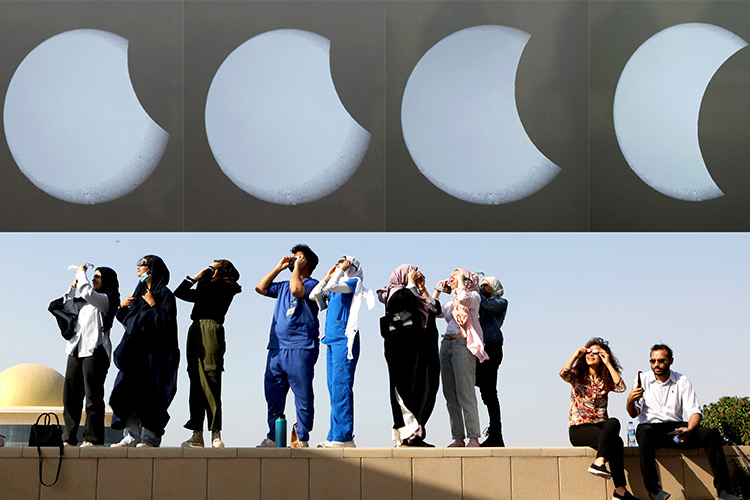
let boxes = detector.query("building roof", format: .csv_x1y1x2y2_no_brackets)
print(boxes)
0,363,64,407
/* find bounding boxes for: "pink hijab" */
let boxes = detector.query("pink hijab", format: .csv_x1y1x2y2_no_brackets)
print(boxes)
450,268,488,362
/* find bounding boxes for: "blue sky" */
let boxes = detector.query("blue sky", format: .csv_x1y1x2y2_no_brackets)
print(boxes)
2,232,748,447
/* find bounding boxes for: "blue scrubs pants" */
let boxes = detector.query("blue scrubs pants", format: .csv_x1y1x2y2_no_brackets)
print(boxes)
325,335,359,442
264,347,318,442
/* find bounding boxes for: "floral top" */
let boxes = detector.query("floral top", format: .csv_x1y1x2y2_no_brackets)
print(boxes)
560,368,626,426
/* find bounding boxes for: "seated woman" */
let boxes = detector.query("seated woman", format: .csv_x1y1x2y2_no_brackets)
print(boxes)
61,265,120,447
434,268,487,447
110,255,179,447
377,264,440,447
560,337,639,500
309,255,374,448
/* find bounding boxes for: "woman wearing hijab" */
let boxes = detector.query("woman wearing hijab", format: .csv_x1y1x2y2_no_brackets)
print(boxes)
475,276,508,447
377,264,441,447
433,268,487,447
61,265,120,447
109,255,179,448
309,255,374,448
175,260,242,449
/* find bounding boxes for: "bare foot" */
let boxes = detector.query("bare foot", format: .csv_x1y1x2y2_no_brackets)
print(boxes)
467,438,480,447
447,439,465,447
594,457,606,467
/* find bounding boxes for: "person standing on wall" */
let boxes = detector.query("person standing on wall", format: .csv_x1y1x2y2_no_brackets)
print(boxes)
176,260,242,449
255,244,320,447
109,255,179,448
475,275,507,447
309,255,374,448
434,268,487,448
60,264,120,447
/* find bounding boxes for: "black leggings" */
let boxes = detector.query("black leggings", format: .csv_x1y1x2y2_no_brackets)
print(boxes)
569,418,626,487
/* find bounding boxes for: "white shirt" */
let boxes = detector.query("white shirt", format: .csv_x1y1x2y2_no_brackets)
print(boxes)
440,288,480,336
63,269,112,359
634,369,702,424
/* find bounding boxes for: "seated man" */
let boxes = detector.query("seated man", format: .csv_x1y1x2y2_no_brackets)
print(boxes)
626,343,739,500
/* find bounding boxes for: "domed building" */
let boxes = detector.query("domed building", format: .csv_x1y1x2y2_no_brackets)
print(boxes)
0,363,116,447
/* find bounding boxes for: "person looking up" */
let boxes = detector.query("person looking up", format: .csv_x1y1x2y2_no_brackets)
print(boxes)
255,244,320,447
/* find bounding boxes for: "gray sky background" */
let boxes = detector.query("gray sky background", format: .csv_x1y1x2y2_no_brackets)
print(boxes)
1,232,748,448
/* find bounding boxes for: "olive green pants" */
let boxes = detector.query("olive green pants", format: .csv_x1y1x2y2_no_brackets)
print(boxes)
184,320,225,431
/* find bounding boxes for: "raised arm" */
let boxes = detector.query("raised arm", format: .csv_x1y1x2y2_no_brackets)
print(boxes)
256,256,291,296
75,268,110,312
560,347,586,382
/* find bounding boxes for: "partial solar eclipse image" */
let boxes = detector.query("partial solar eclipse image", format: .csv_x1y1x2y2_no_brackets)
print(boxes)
401,25,561,205
613,23,747,202
205,29,371,206
3,29,169,205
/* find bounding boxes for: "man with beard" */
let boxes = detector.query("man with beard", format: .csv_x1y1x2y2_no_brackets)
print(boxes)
626,344,739,500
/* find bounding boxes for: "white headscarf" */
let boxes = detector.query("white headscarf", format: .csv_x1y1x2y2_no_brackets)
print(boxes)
341,256,375,359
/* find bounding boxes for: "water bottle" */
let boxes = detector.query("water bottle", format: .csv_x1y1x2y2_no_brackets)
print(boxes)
275,414,287,447
627,421,636,447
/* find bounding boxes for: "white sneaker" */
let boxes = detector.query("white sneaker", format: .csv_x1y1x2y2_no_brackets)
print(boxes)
320,440,355,448
211,430,224,448
257,438,276,448
111,436,139,447
316,440,329,448
80,441,96,448
182,431,204,448
300,441,309,448
135,442,154,448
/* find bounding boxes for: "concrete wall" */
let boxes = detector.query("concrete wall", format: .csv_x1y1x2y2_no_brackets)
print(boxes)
1,446,746,500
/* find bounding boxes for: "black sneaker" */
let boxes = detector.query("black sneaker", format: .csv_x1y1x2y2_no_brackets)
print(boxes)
613,490,640,500
588,462,612,479
648,491,671,500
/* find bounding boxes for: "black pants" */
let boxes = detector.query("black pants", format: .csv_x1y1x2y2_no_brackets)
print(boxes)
475,341,503,439
62,345,109,445
636,422,729,494
569,418,626,487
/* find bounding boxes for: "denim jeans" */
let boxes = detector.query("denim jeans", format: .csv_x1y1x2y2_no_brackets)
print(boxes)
440,337,480,439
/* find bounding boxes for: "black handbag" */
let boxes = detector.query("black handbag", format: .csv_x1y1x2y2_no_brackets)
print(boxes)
379,289,414,338
28,412,64,487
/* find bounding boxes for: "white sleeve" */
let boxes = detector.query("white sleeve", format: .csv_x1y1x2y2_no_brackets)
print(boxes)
62,286,78,313
75,269,110,313
680,377,703,419
308,279,326,300
325,269,354,294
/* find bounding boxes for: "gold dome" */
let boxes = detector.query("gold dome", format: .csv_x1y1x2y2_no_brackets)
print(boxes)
0,363,64,407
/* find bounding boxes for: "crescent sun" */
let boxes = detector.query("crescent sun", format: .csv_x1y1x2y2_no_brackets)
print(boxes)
613,23,748,202
401,25,560,205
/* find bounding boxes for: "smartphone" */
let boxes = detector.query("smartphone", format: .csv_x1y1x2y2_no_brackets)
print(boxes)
637,371,642,388
668,430,686,436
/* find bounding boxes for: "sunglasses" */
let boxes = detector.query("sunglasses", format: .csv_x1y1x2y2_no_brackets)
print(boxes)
649,358,669,364
586,349,600,355
136,260,149,267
